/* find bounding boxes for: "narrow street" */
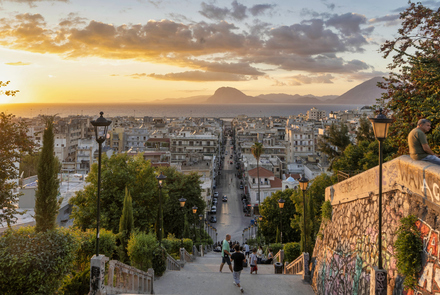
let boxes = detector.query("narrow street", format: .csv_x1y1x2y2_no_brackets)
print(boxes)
211,137,252,244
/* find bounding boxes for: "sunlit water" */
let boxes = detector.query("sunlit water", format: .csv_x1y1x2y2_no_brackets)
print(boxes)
1,103,362,118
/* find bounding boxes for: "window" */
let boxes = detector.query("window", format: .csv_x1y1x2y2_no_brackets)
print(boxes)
253,178,255,184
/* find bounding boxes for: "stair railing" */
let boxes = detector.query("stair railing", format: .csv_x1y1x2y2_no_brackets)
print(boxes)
166,253,181,271
105,259,154,294
284,253,304,275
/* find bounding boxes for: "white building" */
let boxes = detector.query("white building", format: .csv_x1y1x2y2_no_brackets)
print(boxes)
307,107,326,121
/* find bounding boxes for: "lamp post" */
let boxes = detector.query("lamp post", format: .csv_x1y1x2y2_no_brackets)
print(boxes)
278,199,285,244
258,215,263,242
179,197,186,248
216,231,218,244
242,232,244,244
156,172,167,246
192,206,198,242
199,214,203,244
90,112,112,257
248,226,251,240
369,110,393,273
298,175,309,252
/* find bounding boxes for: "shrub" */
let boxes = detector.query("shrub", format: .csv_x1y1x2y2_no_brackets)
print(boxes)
0,226,80,295
59,268,90,295
127,231,157,272
284,242,301,263
269,243,284,259
152,247,167,276
73,228,117,272
321,201,332,220
395,215,423,290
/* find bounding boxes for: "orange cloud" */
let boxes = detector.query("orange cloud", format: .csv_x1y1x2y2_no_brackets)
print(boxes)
5,61,31,65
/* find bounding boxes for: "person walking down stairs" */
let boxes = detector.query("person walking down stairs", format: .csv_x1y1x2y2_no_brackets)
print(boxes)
231,244,246,293
219,234,233,273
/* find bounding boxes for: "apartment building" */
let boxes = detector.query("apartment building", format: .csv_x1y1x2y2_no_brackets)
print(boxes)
306,107,326,121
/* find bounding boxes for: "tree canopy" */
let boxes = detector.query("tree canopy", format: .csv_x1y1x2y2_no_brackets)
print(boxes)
0,112,34,226
69,153,205,240
378,2,440,155
317,122,351,168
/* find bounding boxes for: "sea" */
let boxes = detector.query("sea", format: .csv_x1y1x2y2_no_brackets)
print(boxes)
1,103,364,119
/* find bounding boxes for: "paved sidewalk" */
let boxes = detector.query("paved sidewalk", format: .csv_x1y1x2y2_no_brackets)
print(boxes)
152,252,315,295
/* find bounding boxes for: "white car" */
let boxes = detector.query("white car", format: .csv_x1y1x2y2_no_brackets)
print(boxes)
210,206,217,214
214,192,219,197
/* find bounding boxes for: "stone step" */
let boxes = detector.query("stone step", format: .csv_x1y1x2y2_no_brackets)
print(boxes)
152,270,313,295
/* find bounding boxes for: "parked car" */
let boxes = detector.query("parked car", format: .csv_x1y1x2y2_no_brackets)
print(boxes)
210,206,217,214
213,199,218,206
222,195,228,202
230,155,233,159
214,192,219,197
240,185,243,189
210,216,217,223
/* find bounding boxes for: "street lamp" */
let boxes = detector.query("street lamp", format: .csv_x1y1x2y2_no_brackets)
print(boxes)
192,206,198,242
278,199,285,244
298,175,309,252
156,171,167,246
199,214,203,244
248,226,251,240
90,112,112,258
258,215,263,242
179,197,186,247
369,109,393,272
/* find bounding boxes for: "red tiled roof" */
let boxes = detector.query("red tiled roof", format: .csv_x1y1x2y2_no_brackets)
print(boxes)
270,177,282,188
248,167,274,178
286,173,301,180
147,138,170,142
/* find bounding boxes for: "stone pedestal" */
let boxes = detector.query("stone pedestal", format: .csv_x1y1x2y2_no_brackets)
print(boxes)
370,267,387,295
303,252,311,283
90,255,109,295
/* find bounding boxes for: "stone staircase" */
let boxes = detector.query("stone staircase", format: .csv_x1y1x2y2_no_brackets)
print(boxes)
152,251,315,295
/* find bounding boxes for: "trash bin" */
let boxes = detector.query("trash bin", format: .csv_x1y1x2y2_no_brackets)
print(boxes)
274,262,283,274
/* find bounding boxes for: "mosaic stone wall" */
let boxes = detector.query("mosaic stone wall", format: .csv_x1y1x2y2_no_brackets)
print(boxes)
311,189,440,295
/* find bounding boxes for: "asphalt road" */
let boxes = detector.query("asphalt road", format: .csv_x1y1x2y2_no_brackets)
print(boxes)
210,138,253,245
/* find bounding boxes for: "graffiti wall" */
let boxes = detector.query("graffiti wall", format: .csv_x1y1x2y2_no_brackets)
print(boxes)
312,189,440,295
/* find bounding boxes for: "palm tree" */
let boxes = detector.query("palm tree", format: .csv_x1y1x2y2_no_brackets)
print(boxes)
251,142,264,207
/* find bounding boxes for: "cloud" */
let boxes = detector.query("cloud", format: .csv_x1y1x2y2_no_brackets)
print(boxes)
346,70,387,80
5,61,31,65
199,2,231,21
109,74,119,76
3,0,68,8
249,4,275,16
325,13,367,36
126,73,147,79
321,0,335,11
148,71,252,81
0,12,375,79
369,14,400,27
288,73,334,85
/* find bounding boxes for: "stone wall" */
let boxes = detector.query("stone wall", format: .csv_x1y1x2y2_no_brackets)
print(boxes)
311,156,440,295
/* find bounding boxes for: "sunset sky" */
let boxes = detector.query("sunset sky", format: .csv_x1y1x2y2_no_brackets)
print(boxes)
0,0,436,104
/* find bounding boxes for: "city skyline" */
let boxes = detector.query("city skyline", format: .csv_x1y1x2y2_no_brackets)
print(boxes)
0,0,435,104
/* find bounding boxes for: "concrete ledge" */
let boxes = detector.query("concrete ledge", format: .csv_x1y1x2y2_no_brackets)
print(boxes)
326,155,440,209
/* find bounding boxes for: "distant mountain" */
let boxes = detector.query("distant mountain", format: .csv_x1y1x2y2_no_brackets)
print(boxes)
204,87,270,104
256,93,338,104
332,77,384,104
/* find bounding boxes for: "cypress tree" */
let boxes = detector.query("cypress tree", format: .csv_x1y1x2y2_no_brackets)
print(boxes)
35,116,60,232
119,187,134,262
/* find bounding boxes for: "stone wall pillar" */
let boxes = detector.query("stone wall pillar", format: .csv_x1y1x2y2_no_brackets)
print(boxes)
370,267,387,295
303,252,310,283
180,248,185,267
90,255,109,295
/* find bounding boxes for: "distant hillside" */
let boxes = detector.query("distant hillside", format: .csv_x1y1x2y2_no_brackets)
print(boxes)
257,93,338,104
332,77,384,104
204,87,270,104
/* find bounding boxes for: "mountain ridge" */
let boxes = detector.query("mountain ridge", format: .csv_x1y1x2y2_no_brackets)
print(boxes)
151,77,384,105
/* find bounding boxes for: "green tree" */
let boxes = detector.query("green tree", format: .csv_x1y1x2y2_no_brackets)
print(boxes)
19,152,40,178
0,112,34,226
356,115,375,144
317,122,351,168
70,153,159,233
251,142,264,206
378,2,440,155
35,116,60,232
119,187,134,263
160,166,205,239
259,189,300,243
